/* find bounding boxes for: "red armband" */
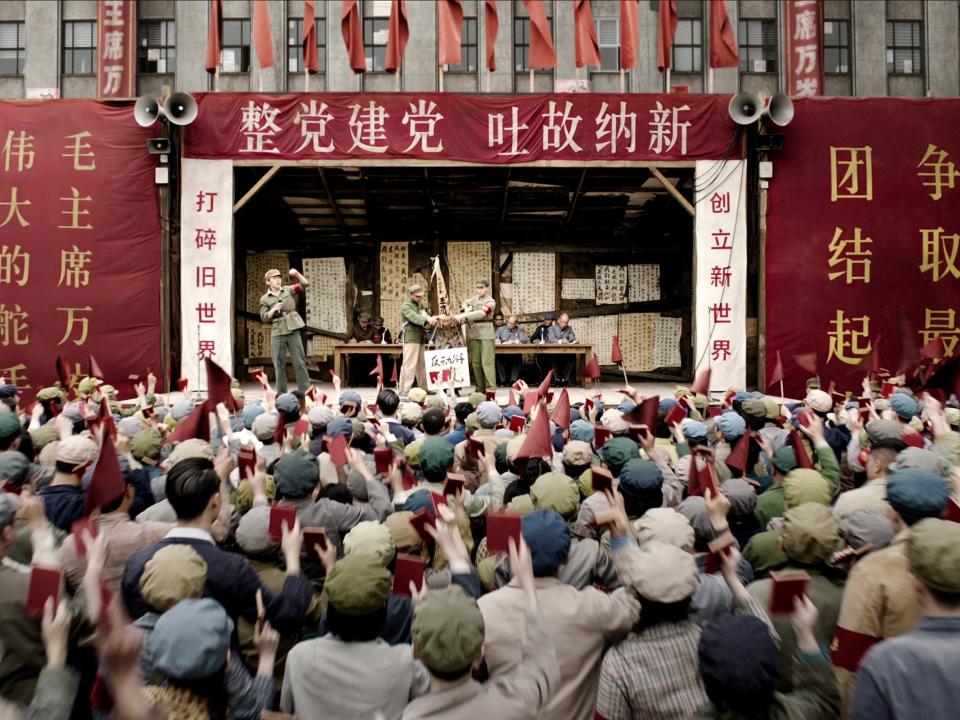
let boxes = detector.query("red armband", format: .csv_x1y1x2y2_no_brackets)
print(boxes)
290,283,302,295
830,625,880,671
483,305,493,315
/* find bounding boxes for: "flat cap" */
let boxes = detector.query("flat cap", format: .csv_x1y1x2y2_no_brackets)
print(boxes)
0,451,30,488
889,392,918,422
886,469,950,524
681,420,709,444
522,509,571,576
235,505,279,557
839,508,894,551
167,438,215,467
407,388,427,404
805,390,832,414
412,586,484,674
384,511,423,554
714,412,747,440
865,419,906,451
634,508,694,552
275,393,300,415
273,448,318,499
569,419,595,444
0,413,21,440
147,599,233,680
530,472,580,518
627,541,699,602
770,446,797,475
343,521,396,567
407,283,424,295
252,412,279,442
562,439,593,466
782,503,840,564
476,401,501,428
140,544,208,613
698,615,779,698
600,409,629,435
56,435,99,466
618,458,663,497
719,478,757,515
324,553,392,615
783,468,831,506
420,437,454,475
601,436,640,476
308,404,335,428
907,518,960,593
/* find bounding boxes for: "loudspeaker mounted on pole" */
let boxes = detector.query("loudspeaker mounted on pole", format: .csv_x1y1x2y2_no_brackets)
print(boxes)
163,92,198,126
765,94,795,127
728,92,763,125
134,95,162,127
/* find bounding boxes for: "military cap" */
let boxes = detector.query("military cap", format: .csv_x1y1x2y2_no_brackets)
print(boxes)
412,586,485,674
889,391,918,422
467,392,485,410
681,420,709,444
324,553,392,615
530,472,580,518
234,475,276,515
29,423,58,450
783,468,832,506
782,503,840,564
273,448,318,499
264,269,282,281
167,438,215,467
740,398,768,420
0,451,29,487
562,439,593,466
275,393,300,415
423,394,446,411
384,511,423,554
0,413,21,441
626,541,699,603
400,402,422,424
344,521,397,567
56,435,99,466
522,509,571,576
618,458,663,498
805,390,832,413
475,401,501,428
886,468,950,525
907,518,960,593
601,436,640,476
403,439,423,469
140,544,208,613
714,412,747,440
131,428,162,461
36,387,66,402
771,446,797,475
407,388,427,404
865,419,906,451
419,437,454,475
634,508,695,552
464,412,479,432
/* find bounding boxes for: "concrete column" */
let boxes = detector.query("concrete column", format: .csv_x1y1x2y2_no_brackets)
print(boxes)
404,0,437,91
487,0,513,92
711,0,740,94
327,0,359,91
554,0,575,86
23,0,60,95
925,0,959,97
633,1,662,91
851,0,886,96
175,0,210,94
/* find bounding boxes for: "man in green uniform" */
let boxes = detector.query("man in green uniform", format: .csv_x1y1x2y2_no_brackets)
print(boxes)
259,268,310,393
400,284,436,395
454,279,497,393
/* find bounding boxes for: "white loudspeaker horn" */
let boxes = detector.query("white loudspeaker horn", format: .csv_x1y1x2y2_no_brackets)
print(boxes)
134,95,162,127
765,94,795,127
728,92,763,125
163,92,198,126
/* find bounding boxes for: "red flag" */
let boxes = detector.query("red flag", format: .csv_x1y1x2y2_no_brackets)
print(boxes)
657,0,678,70
583,354,601,380
89,355,104,382
273,409,288,446
370,354,385,383
638,395,660,430
205,357,238,412
537,369,554,399
508,389,517,407
619,0,639,69
484,0,498,71
251,0,275,69
390,359,398,384
341,0,365,73
708,0,739,68
724,432,752,475
438,0,464,66
303,0,320,73
790,430,813,470
385,0,409,74
55,356,70,388
923,352,960,400
767,350,784,389
858,335,882,376
522,391,539,416
550,389,571,430
177,378,189,393
83,440,126,516
522,0,556,68
611,336,624,365
691,368,712,396
920,338,945,363
574,0,601,69
163,403,212,445
516,403,553,460
793,352,819,377
204,0,223,74
94,397,116,441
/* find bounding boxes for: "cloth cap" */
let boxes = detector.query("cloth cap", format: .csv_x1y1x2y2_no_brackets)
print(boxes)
891,447,946,477
506,435,526,463
782,503,841,564
886,469,950,524
30,423,59,450
424,395,446,410
714,412,747,440
889,392,919,422
475,401,501,428
634,508,695,552
308,404,335,428
562,440,593,466
530,472,580,518
343,521,397,566
945,407,960,427
658,397,678,419
0,451,30,487
412,585,485,674
76,378,100,397
681,421,709,443
400,402,422,424
403,439,423,469
501,405,524,420
36,387,65,402
474,278,490,288
600,409,629,435
907,519,960,593
771,446,797,474
569,419,595,444
252,412,279,442
601,436,640,476
140,545,208,613
61,403,84,423
0,384,17,398
170,399,194,422
627,541,699,602
740,399,768,420
408,283,424,295
264,269,281,281
762,397,781,420
338,390,362,408
464,413,479,432
865,419,907,451
676,496,714,548
234,475,276,515
617,399,637,414
326,416,353,441
698,615,779,700
384,511,423,554
618,458,664,497
420,437,454,475
805,390,832,413
521,509,571,576
242,403,265,430
235,505,279,556
839,508,894,551
783,469,831,506
0,413,20,440
719,478,757,515
324,553,392,615
56,435,98,466
131,428,162,461
467,393,485,409
274,448,318,499
148,599,233,680
275,393,300,415
117,417,143,439
408,388,427,404
167,438,215,468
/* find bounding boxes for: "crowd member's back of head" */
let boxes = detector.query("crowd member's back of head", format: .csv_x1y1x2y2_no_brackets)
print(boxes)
320,483,353,505
421,408,445,436
165,457,220,521
454,402,473,425
377,389,400,417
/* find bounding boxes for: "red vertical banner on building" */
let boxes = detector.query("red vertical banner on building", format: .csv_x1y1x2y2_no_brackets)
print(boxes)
97,0,137,99
783,0,823,97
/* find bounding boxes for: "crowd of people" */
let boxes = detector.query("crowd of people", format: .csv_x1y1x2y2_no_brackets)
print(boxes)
1,365,959,720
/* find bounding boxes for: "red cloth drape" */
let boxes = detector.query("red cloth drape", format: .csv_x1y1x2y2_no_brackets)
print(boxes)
251,0,275,69
656,0,678,70
522,0,556,69
303,0,320,73
385,0,409,73
484,0,498,71
574,0,601,69
438,0,464,66
204,0,222,73
341,0,365,73
709,0,739,68
619,0,638,70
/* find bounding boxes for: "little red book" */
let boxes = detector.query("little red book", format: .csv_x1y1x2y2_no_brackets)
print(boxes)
486,511,522,555
769,569,810,614
268,503,297,540
392,553,425,596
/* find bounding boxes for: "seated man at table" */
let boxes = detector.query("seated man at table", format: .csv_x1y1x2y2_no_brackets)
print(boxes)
546,312,576,387
349,312,376,343
530,313,555,344
371,315,392,344
495,315,527,386
347,311,378,384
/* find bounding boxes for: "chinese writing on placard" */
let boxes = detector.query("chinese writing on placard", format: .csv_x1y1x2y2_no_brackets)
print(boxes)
595,265,627,305
303,257,348,335
512,253,556,315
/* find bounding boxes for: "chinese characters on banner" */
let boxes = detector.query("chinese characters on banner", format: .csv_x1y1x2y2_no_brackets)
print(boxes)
97,0,137,99
183,93,738,163
424,347,471,390
766,98,960,395
694,160,747,393
0,101,160,399
783,0,823,98
180,159,234,389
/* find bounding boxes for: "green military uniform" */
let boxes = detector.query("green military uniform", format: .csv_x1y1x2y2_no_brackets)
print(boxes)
458,289,497,392
400,293,432,394
259,283,310,393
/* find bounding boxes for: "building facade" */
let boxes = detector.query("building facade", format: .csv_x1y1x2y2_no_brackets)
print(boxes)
0,0,957,101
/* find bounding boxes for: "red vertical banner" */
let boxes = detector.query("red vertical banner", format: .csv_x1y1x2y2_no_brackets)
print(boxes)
97,0,136,99
783,0,823,97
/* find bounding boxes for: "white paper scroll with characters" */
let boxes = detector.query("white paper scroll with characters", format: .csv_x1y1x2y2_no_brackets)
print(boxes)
447,241,492,312
303,257,348,335
512,253,556,315
424,347,471,390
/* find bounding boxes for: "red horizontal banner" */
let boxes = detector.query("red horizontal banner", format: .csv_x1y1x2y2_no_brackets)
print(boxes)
184,92,740,163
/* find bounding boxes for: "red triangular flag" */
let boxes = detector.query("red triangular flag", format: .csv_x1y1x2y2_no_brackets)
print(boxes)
708,0,739,68
522,0,556,68
273,409,288,446
687,455,703,496
923,352,960,400
790,430,813,470
724,432,752,476
767,350,784,389
611,336,624,365
508,389,517,407
55,356,70,388
385,0,409,73
484,0,498,71
858,335,882,377
656,0,678,70
550,389,571,430
522,391,539,416
341,0,366,73
251,0,274,69
574,0,601,69
920,337,945,363
438,0,464,66
89,397,116,441
619,0,639,70
793,352,819,377
84,439,126,516
516,403,553,460
536,369,554,399
163,402,212,445
205,357,238,412
204,0,223,74
390,358,398,384
89,355,104,381
583,354,601,380
177,378,189,393
691,368,712,396
303,0,320,73
370,354,385,383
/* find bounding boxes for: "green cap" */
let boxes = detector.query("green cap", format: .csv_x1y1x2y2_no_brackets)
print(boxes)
29,422,58,449
771,446,797,475
740,398,767,420
530,472,580,518
404,439,423,469
343,521,396,567
412,586,485,674
234,475,276,515
464,412,479,432
907,518,960,593
424,394,446,410
782,503,840,564
601,436,640,476
783,469,831,506
419,437,454,475
0,413,20,440
131,428,162,461
467,392,485,409
324,553,392,615
36,386,65,402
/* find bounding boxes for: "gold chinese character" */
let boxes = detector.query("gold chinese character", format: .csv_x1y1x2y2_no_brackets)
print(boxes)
827,227,872,284
58,187,93,230
919,308,960,358
58,245,92,288
916,144,959,201
63,131,96,171
57,306,92,346
827,310,872,365
0,304,29,346
0,363,30,390
919,227,960,282
2,130,35,172
0,245,30,287
830,146,873,201
0,187,31,228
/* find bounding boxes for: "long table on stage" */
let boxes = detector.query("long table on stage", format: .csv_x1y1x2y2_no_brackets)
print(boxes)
332,343,595,388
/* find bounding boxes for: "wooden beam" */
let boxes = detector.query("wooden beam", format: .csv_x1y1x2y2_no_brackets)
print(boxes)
562,168,588,234
649,166,695,217
233,164,281,214
318,168,350,237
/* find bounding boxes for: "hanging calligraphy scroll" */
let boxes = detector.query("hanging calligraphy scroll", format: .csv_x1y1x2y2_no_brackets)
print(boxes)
627,264,661,302
653,316,683,368
379,242,409,301
561,278,596,300
447,241,492,313
512,253,556,315
303,257,348,334
569,315,618,365
618,313,657,372
595,265,628,305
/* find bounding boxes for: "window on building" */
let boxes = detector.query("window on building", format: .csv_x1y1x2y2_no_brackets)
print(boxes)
673,18,702,72
363,16,389,72
137,20,175,74
886,20,922,75
595,17,619,71
288,17,326,72
63,20,96,75
220,19,250,73
738,19,777,73
822,19,849,74
0,22,25,75
448,17,478,71
513,11,553,72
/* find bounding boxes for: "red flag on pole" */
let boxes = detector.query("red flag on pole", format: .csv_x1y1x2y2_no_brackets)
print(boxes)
55,356,70,388
657,0,678,70
619,0,639,69
536,370,554,399
438,0,464,66
611,336,624,365
94,397,116,441
690,368,712,396
522,0,556,68
251,0,275,69
790,430,813,470
341,0,366,73
896,312,919,376
370,354,385,383
708,0,739,68
484,0,499,71
858,335,882,376
767,350,784,388
550,389,571,430
390,359,398,384
385,0,409,74
303,0,320,73
88,355,104,382
204,0,223,73
516,403,553,460
84,439,126,517
508,389,517,407
583,354,601,380
793,352,819,377
920,338,945,363
574,0,601,69
205,357,238,412
163,403,212,444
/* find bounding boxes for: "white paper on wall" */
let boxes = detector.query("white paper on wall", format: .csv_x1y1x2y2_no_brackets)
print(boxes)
595,265,628,305
512,253,556,315
303,257,347,334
